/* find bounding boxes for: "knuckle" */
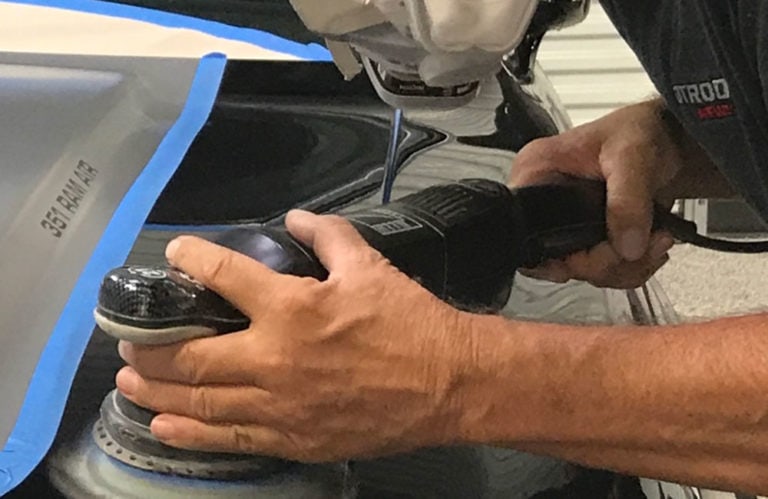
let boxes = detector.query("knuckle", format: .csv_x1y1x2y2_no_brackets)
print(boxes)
190,386,216,421
590,266,649,290
522,137,554,157
291,436,321,462
177,342,205,384
123,346,162,378
285,404,312,426
251,396,283,426
282,288,317,314
609,141,641,159
604,133,650,160
126,380,152,407
324,214,348,226
198,251,233,286
317,214,352,236
514,138,556,171
302,435,340,462
262,349,291,372
572,264,610,286
344,250,384,274
607,190,650,212
565,251,591,270
229,424,257,453
571,259,608,282
532,268,569,284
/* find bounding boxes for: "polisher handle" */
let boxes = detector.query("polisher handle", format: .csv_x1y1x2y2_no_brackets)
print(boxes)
511,177,673,268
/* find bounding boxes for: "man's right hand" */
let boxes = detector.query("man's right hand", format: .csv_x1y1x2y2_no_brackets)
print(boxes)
509,99,687,289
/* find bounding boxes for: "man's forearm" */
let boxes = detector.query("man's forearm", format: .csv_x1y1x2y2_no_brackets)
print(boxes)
451,312,768,494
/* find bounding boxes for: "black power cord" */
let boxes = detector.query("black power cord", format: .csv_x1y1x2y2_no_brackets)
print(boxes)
660,212,768,253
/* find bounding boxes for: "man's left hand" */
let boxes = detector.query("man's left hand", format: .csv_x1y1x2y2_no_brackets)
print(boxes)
115,210,475,462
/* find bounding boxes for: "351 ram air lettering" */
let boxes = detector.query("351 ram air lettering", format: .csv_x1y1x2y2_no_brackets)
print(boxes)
40,160,99,238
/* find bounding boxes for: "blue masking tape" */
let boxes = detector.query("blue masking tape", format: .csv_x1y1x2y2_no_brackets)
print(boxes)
0,52,227,497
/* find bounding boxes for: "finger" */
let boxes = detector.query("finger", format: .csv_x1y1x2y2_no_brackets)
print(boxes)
564,242,623,279
576,252,670,289
148,415,297,460
115,366,271,424
521,240,623,285
648,231,676,260
165,235,295,317
611,254,671,289
509,130,601,187
519,260,572,283
510,139,570,186
119,332,263,385
285,210,381,275
562,232,674,289
601,154,655,262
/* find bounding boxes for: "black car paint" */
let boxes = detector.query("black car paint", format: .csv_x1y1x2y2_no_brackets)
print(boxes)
147,62,446,225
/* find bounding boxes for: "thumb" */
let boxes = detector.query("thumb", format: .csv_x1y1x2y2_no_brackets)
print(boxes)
602,158,655,262
285,210,379,274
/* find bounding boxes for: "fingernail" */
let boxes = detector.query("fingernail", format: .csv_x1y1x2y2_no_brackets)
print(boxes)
650,235,675,260
618,229,647,262
151,416,176,440
165,238,181,261
116,367,139,396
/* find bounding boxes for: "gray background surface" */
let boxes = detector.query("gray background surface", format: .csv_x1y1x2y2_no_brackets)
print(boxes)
657,242,768,322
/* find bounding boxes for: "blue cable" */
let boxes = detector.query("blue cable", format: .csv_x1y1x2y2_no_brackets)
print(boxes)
381,108,404,204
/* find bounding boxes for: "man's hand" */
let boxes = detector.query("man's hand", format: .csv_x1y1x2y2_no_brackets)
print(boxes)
114,210,473,462
510,100,691,289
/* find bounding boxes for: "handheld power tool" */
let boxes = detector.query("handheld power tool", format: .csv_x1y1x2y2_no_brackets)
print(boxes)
93,177,684,345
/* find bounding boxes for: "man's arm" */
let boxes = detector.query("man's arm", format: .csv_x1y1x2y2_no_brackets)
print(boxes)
454,311,768,494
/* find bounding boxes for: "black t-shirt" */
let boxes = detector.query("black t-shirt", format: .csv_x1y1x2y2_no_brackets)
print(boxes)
601,0,768,221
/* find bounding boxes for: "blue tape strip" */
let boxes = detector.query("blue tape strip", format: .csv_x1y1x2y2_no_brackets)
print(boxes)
142,223,261,233
7,0,331,62
0,53,227,496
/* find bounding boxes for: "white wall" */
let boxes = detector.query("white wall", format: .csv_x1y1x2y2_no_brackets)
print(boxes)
537,2,657,126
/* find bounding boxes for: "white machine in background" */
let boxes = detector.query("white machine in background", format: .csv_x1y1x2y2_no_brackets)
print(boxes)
289,0,589,109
